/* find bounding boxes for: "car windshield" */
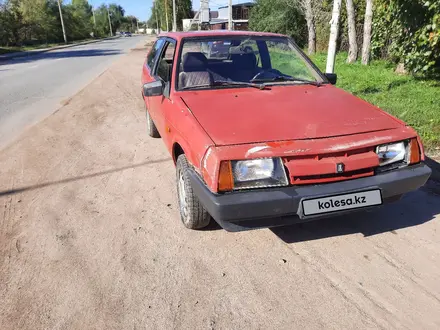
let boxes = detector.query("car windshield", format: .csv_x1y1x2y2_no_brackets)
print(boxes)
177,36,324,90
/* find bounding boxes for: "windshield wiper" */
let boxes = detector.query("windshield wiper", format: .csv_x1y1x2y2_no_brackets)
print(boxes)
180,80,267,91
251,76,322,87
213,80,267,90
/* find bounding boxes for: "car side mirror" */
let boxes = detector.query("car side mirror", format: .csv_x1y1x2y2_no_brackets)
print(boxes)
324,73,337,85
143,80,164,97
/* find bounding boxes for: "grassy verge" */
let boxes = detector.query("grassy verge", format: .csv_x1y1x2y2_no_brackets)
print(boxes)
310,52,440,151
0,39,95,55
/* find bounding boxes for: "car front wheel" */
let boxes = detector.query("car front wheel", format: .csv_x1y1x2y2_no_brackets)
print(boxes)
176,155,211,229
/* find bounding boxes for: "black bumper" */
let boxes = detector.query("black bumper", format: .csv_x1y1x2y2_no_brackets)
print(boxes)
188,163,432,232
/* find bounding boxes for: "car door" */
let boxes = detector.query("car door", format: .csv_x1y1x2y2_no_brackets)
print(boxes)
142,38,166,110
148,39,177,146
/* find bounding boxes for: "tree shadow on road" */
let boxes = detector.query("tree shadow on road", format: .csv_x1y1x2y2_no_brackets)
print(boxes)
0,49,122,66
0,158,170,197
271,188,440,244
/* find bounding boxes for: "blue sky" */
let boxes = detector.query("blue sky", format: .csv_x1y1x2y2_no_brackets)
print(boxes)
86,0,250,22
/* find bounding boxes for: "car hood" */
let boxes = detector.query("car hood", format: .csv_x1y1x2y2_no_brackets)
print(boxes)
180,85,403,146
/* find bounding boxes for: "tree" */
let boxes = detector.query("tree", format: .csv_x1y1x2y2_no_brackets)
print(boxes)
176,0,192,31
108,3,125,34
371,0,440,75
361,0,373,65
326,0,342,73
249,0,307,47
94,4,111,37
147,0,191,31
304,0,316,54
121,15,138,33
65,0,93,40
345,0,357,63
0,0,23,46
19,0,60,43
0,0,134,47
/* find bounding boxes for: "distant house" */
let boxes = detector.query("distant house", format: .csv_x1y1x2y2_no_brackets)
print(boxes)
182,3,254,31
211,3,254,30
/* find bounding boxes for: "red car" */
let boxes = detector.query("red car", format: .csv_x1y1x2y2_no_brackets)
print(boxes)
141,31,431,231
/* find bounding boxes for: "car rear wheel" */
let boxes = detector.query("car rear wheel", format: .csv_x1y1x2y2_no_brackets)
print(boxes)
176,155,211,229
146,107,160,138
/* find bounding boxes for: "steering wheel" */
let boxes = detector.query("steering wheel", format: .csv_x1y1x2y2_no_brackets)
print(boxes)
251,68,284,81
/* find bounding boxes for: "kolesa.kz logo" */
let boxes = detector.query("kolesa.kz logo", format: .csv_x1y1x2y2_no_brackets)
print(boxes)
318,195,367,210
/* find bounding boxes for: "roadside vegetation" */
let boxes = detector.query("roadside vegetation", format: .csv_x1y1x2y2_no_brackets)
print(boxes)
147,0,192,31
249,0,439,150
311,52,440,150
0,0,143,54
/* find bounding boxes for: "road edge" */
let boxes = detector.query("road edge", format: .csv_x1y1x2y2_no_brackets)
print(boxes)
0,36,122,61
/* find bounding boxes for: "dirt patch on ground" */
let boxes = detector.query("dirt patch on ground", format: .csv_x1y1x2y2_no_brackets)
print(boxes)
1,42,440,329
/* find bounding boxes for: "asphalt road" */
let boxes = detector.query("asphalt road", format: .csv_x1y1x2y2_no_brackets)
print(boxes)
0,36,145,149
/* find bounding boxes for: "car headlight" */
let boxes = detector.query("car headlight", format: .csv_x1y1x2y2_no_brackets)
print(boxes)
376,141,407,166
231,158,288,190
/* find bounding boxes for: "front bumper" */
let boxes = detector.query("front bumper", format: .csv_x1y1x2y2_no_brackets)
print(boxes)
188,163,432,231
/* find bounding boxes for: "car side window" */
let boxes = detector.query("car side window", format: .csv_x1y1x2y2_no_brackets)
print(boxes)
154,40,176,97
146,39,165,70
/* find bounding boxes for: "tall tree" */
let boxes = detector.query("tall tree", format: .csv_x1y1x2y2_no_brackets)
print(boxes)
66,0,93,40
345,0,357,63
326,0,342,73
303,0,316,54
361,0,373,65
0,0,22,45
108,3,125,34
19,0,59,43
147,0,192,31
250,0,307,46
281,0,318,54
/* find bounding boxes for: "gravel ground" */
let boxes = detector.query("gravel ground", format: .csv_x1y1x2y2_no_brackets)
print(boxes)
1,39,440,330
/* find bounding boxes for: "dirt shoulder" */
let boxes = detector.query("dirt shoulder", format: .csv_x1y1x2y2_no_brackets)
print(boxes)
1,41,440,330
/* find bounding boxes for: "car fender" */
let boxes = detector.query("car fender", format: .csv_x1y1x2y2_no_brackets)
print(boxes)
164,98,214,172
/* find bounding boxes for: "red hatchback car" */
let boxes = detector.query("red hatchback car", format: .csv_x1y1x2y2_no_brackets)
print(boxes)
141,31,431,231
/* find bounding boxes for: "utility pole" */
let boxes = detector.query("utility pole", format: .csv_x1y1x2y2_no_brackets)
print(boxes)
154,0,160,33
91,8,96,38
228,0,233,30
57,0,67,43
107,7,113,36
136,19,139,33
172,0,177,32
164,0,169,31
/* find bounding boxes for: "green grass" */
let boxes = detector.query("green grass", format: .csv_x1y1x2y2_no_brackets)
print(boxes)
0,39,95,55
0,43,60,55
309,52,440,150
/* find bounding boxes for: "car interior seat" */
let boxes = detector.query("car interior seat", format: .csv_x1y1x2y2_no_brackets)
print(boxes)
230,52,260,82
178,52,213,89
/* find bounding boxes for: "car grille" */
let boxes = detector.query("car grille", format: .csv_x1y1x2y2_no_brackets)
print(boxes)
283,147,378,185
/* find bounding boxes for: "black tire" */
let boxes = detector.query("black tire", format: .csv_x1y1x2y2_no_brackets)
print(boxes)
146,108,160,138
176,155,211,229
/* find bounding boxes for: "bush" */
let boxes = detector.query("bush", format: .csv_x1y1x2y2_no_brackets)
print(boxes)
372,0,440,75
249,0,307,47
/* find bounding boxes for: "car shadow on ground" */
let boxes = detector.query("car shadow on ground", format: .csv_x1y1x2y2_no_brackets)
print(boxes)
0,158,169,197
0,49,122,66
271,188,440,244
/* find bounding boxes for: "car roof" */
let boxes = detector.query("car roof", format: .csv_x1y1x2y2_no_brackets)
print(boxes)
158,30,285,41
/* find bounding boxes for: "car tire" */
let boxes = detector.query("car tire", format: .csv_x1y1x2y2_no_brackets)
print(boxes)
146,108,160,138
176,155,211,230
